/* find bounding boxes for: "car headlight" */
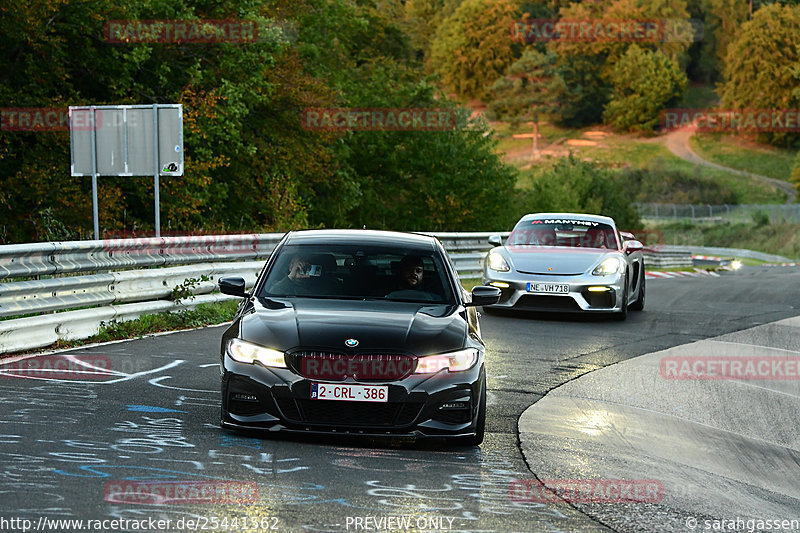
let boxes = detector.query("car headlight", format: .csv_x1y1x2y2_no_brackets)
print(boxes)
592,257,622,276
414,348,478,374
227,338,286,368
487,252,510,272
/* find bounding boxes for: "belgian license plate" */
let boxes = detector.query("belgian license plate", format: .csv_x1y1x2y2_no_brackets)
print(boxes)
527,283,569,294
311,383,388,403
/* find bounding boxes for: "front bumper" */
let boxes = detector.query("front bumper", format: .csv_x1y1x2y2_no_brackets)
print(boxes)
481,270,625,312
221,357,485,439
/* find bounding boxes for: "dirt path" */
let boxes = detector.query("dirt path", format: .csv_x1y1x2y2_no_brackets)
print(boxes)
662,127,797,204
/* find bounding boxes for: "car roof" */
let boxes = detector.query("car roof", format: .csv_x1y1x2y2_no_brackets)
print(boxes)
517,213,617,226
284,229,439,250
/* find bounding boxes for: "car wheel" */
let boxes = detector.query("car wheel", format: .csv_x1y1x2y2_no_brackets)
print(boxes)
614,277,628,321
630,267,645,311
456,375,486,446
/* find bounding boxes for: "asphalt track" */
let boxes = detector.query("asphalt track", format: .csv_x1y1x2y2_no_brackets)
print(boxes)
0,265,798,533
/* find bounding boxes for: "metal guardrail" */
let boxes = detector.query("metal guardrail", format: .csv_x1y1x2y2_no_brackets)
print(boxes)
0,232,753,355
0,232,503,354
659,245,792,263
643,251,692,269
0,261,264,318
634,203,800,223
0,234,281,279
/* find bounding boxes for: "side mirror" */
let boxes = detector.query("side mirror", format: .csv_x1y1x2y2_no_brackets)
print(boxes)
466,285,502,307
487,235,503,247
619,231,636,241
219,276,248,297
624,240,644,254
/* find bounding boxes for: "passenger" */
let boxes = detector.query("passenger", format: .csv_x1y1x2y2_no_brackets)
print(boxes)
394,255,424,290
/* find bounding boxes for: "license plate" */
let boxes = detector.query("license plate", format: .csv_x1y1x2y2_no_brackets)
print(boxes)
311,383,388,403
527,283,569,294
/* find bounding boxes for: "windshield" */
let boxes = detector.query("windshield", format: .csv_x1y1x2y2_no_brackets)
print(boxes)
508,218,619,249
260,243,455,304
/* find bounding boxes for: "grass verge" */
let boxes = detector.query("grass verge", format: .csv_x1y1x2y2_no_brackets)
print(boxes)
649,220,800,260
689,133,796,183
46,300,239,351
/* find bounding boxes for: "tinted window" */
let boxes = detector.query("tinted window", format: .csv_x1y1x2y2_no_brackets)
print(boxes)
509,219,619,249
261,243,454,303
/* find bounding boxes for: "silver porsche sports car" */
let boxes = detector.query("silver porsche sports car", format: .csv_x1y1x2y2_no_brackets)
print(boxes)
482,213,645,320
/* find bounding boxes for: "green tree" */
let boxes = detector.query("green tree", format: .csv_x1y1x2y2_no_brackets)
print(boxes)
428,0,524,100
719,3,800,147
488,49,565,126
547,0,692,127
0,0,332,241
603,45,687,132
693,0,748,82
404,0,465,60
292,0,520,231
488,49,565,159
0,0,524,242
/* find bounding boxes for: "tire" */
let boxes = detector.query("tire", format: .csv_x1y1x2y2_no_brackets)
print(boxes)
630,266,645,311
456,375,486,446
614,277,628,321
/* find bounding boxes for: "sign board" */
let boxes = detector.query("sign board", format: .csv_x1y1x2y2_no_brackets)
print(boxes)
70,105,183,177
69,104,183,239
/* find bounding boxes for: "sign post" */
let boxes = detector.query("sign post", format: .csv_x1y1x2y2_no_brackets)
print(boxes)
69,104,183,240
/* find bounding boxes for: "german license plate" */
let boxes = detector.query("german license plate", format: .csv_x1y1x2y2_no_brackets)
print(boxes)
311,383,388,402
527,283,569,294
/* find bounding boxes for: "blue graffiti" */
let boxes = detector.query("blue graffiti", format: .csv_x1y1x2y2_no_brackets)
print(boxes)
125,405,186,413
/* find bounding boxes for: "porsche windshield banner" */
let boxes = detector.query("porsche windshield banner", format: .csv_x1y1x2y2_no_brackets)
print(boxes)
532,219,600,226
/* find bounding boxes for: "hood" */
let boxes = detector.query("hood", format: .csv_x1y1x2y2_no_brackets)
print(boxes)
507,247,614,275
240,298,467,355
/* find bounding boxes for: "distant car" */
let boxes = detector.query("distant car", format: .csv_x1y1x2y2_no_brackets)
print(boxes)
482,213,645,320
218,229,501,445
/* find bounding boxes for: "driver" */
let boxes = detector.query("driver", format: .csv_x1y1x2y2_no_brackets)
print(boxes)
386,255,437,301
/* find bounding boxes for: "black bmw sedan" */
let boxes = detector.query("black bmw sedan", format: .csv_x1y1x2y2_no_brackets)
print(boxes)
217,229,500,445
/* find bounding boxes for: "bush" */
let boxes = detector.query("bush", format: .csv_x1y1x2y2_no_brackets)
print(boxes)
518,155,641,229
618,166,738,204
